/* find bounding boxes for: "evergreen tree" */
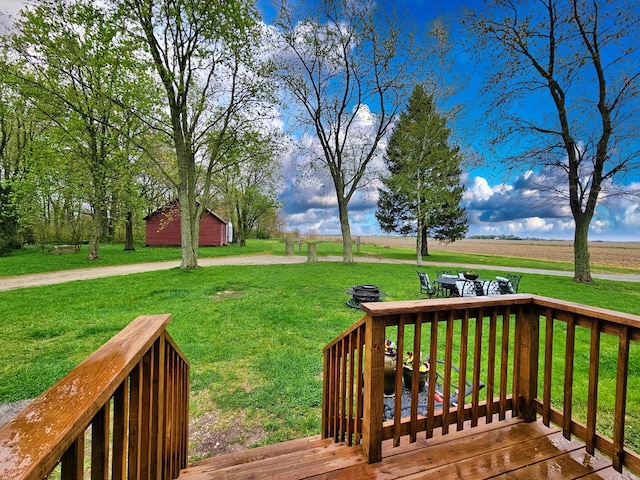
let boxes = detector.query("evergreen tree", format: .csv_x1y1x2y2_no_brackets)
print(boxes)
376,85,467,265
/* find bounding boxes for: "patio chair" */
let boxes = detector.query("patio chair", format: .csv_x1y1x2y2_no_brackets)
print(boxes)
507,274,522,293
435,270,454,297
495,276,515,294
417,272,437,298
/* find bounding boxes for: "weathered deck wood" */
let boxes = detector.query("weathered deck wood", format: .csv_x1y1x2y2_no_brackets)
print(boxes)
178,418,639,479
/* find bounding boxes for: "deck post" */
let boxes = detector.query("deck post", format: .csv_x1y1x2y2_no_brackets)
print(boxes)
515,304,539,422
362,314,385,463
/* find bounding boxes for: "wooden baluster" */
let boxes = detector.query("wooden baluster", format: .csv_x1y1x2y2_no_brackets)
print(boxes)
112,381,129,480
542,308,554,427
499,306,510,421
563,315,576,438
61,435,84,480
486,308,497,423
355,326,365,445
410,315,422,442
613,325,630,472
443,310,454,434
321,347,330,439
140,347,154,479
471,309,483,427
150,337,164,480
129,363,142,479
347,331,355,446
163,348,174,479
427,313,438,439
340,338,348,442
457,310,469,432
179,357,190,472
393,315,406,447
586,319,601,455
320,348,331,438
91,404,110,480
329,345,338,440
512,306,521,418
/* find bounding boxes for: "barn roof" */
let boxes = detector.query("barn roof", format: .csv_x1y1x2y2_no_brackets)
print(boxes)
144,199,227,223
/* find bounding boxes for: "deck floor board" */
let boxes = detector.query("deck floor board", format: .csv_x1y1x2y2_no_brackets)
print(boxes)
178,419,638,480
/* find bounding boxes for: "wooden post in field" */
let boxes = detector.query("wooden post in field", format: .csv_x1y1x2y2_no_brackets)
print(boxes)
307,242,317,263
284,238,294,256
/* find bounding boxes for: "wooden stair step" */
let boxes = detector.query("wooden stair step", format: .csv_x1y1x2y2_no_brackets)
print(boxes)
178,436,366,479
184,435,329,471
306,419,561,479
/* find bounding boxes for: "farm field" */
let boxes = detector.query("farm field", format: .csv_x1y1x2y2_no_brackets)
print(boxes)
318,235,640,270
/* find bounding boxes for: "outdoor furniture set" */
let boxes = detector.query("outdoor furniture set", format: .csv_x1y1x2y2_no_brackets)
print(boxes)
418,270,521,299
382,358,482,421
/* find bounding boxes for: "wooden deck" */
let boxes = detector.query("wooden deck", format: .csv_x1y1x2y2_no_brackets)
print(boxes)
178,417,638,479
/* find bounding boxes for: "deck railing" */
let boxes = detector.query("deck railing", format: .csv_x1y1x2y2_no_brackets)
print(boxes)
322,295,640,475
0,314,190,480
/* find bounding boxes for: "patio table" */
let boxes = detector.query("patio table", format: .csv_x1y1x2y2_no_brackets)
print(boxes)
434,277,489,297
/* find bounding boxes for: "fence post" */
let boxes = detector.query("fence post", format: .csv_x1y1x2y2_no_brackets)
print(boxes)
284,238,294,256
361,314,385,463
515,304,539,422
307,242,317,263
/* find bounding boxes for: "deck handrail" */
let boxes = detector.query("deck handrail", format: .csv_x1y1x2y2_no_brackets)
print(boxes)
0,314,190,480
321,295,640,475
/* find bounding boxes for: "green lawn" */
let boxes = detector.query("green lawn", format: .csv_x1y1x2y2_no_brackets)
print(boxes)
1,242,639,455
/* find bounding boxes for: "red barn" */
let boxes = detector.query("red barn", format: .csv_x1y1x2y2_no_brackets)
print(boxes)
144,201,229,246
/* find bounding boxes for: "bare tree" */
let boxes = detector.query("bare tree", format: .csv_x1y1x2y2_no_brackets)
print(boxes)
466,0,640,282
273,0,420,264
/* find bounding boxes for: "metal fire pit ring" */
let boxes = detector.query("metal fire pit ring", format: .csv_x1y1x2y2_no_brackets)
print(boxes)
346,284,387,309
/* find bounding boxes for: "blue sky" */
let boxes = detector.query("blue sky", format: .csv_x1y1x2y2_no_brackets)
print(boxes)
2,0,637,241
259,0,640,242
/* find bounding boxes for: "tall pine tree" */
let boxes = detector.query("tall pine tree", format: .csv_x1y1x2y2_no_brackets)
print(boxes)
376,85,467,265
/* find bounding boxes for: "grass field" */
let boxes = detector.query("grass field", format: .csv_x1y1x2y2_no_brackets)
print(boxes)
1,239,639,459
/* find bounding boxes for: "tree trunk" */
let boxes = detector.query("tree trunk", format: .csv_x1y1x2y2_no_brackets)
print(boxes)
573,214,592,282
88,205,102,260
337,198,353,264
178,188,199,269
175,131,199,269
421,226,429,256
416,219,423,266
124,210,135,251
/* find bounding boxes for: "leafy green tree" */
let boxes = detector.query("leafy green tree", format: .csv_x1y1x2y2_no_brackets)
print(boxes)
7,0,151,259
376,85,467,265
216,132,282,246
122,0,274,269
466,0,640,282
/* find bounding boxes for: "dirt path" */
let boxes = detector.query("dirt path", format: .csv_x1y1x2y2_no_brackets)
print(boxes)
1,253,639,292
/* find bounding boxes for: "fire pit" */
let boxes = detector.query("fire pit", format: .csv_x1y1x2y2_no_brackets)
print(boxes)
346,284,386,309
